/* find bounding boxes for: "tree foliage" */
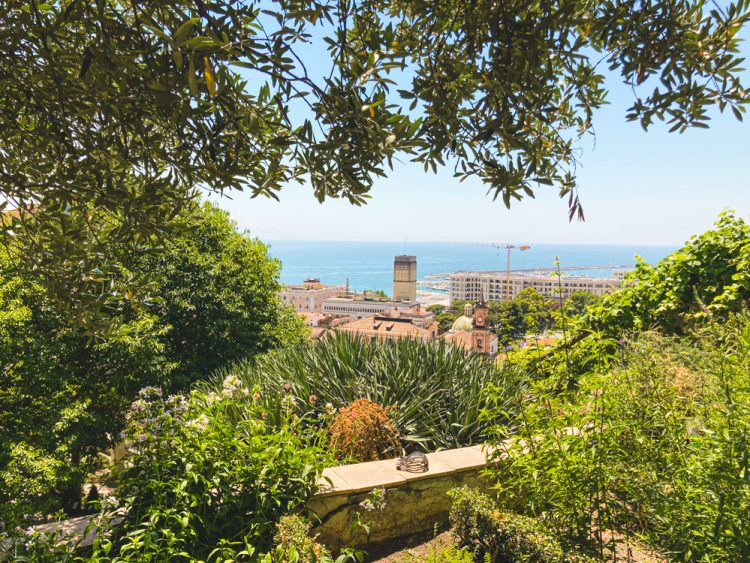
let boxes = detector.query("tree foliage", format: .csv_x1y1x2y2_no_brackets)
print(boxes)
140,202,308,387
0,257,170,526
2,0,748,326
0,203,305,527
589,211,750,334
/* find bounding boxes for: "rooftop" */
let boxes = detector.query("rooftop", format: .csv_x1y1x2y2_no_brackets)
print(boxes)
334,314,437,340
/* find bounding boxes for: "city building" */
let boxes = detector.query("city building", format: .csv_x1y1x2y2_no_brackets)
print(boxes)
393,255,417,301
334,308,438,342
449,271,620,303
322,296,420,319
443,302,498,356
280,278,346,313
392,305,435,328
298,311,354,339
612,269,632,282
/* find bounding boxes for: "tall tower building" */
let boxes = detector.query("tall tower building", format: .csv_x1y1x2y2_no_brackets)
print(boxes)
393,255,417,301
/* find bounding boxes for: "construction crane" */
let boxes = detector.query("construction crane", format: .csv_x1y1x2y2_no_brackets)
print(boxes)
502,244,531,300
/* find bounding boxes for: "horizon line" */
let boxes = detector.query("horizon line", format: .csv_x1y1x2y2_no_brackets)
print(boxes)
261,238,680,247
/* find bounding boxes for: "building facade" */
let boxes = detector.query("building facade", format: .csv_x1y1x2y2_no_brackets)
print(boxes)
449,272,619,303
280,279,346,312
611,270,632,282
393,255,417,301
322,297,420,319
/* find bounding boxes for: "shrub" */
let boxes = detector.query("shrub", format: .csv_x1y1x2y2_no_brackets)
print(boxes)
329,399,401,462
588,211,750,334
1,524,81,562
448,487,586,563
269,515,331,562
87,378,331,561
483,313,750,560
397,543,479,562
218,334,524,450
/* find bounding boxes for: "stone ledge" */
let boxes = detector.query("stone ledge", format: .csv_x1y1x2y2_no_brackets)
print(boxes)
309,444,493,549
315,445,491,497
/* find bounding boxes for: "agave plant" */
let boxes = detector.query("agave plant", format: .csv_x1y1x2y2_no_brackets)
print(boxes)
211,333,524,451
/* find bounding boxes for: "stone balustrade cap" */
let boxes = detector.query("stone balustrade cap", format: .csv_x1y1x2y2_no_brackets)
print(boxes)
315,445,492,496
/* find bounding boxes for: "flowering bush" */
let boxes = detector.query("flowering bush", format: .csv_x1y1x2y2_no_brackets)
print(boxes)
329,399,401,462
87,378,331,561
1,524,80,562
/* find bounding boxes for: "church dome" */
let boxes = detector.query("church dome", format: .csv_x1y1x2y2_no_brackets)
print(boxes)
449,315,474,333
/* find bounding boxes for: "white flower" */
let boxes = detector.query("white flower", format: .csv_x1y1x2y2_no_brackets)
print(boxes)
186,414,210,432
221,374,248,399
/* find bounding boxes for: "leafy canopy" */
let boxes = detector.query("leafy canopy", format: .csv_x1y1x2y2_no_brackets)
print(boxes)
588,211,750,333
1,0,749,324
0,202,305,527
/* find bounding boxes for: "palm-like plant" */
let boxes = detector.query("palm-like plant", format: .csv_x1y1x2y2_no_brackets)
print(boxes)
212,334,523,451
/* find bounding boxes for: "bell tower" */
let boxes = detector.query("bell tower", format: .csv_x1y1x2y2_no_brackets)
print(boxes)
472,297,490,354
473,302,488,329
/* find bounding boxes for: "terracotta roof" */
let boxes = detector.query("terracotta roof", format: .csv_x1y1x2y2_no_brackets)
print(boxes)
310,327,329,339
334,315,437,341
443,330,474,351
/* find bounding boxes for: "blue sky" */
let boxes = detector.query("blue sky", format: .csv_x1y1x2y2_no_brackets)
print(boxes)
214,26,750,246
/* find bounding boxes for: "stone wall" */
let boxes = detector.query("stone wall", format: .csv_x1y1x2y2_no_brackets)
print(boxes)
308,445,492,549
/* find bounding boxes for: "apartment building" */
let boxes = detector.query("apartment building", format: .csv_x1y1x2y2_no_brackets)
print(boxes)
449,271,619,303
322,297,420,319
280,278,346,313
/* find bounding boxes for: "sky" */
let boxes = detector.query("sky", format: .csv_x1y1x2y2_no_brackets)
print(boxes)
213,26,750,246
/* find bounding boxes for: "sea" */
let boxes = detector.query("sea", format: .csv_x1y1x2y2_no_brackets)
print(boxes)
266,241,677,294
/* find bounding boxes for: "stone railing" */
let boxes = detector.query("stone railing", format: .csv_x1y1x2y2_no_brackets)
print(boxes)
308,445,492,549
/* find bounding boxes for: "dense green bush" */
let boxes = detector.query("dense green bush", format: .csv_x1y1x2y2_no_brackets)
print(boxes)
0,262,171,527
83,379,331,561
138,202,308,388
0,202,305,528
484,313,750,561
218,334,524,451
448,487,586,562
589,211,750,334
